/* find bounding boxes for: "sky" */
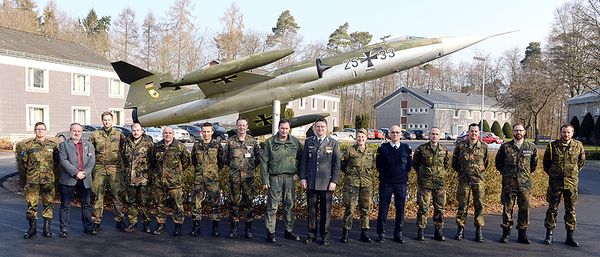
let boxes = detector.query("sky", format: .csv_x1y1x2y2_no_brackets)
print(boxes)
37,0,571,63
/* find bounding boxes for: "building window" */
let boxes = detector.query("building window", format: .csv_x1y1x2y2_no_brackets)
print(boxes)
409,108,413,113
332,102,338,112
110,108,124,125
72,73,90,95
26,67,49,92
322,100,327,111
424,124,428,129
311,98,317,110
425,108,428,113
109,79,124,98
26,104,49,130
72,106,90,125
454,109,459,118
299,98,305,109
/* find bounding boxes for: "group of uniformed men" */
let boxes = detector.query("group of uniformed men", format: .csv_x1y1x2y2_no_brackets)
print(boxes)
19,112,585,248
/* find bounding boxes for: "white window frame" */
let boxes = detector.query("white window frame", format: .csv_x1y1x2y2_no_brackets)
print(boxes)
110,108,125,126
71,106,91,125
109,78,124,98
453,109,460,118
299,98,306,109
311,98,317,110
322,100,327,111
25,67,49,93
71,73,91,95
26,104,50,131
332,101,338,112
332,118,337,128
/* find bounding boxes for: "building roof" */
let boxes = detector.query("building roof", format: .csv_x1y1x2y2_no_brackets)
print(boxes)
0,27,111,70
567,88,600,105
374,86,501,110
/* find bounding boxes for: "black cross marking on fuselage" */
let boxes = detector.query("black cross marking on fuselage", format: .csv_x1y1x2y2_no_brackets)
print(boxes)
212,75,238,84
360,51,378,67
254,114,272,127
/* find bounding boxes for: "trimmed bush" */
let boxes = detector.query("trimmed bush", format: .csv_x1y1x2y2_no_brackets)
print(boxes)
491,121,503,139
502,122,513,139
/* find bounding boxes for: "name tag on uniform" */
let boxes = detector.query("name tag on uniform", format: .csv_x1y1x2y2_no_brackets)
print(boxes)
523,150,533,157
47,148,53,152
245,153,251,158
326,146,333,154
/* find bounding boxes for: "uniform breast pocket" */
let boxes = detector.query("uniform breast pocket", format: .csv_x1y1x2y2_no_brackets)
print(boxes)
208,148,218,158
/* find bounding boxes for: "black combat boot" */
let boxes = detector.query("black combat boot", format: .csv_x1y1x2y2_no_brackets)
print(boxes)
543,229,553,245
517,229,530,244
23,219,37,239
434,227,446,241
416,228,425,241
116,221,125,232
244,222,253,239
284,230,300,241
455,226,464,240
565,230,580,247
267,232,276,243
393,232,405,244
375,233,384,243
189,220,201,236
340,228,349,243
360,229,372,243
474,227,484,242
228,222,239,239
143,222,151,233
212,221,220,237
152,223,164,235
125,222,136,233
500,228,510,244
43,219,53,237
173,223,182,236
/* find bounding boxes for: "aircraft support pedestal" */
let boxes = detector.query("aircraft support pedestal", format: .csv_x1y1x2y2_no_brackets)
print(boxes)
272,100,280,136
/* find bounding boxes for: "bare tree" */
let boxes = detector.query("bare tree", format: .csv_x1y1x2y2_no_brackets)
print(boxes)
111,7,139,62
214,2,244,60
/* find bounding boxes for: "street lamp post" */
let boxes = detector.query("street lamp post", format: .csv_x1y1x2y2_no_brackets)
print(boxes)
473,56,486,136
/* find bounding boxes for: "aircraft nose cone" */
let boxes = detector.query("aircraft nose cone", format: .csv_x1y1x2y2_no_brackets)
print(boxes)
440,36,488,55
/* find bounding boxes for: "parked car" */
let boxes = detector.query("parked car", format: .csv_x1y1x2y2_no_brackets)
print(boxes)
56,124,101,141
380,128,390,139
333,128,356,140
113,125,132,138
165,125,192,143
402,129,417,140
368,129,385,140
192,122,229,140
144,127,163,143
455,131,503,144
440,130,457,140
178,125,203,142
408,129,427,140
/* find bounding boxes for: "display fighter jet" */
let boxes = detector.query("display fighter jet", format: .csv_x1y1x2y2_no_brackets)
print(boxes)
112,32,512,135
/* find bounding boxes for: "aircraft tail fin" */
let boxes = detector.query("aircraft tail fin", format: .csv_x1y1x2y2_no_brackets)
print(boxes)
111,61,154,84
110,61,177,109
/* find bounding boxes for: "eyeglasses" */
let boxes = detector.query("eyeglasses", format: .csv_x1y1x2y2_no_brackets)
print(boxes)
514,129,525,132
390,131,401,134
34,129,46,131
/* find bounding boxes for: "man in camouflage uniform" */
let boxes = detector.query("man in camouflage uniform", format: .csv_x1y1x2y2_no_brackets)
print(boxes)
152,126,191,236
90,111,126,234
121,123,155,233
542,124,585,247
260,119,302,243
495,124,537,244
190,122,224,237
452,123,489,242
413,127,450,241
223,117,261,239
340,128,376,243
19,122,59,239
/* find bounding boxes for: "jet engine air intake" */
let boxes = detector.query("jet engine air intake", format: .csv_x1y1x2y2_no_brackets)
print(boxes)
316,59,332,78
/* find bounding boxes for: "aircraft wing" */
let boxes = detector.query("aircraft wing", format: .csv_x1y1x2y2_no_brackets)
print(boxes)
239,103,286,133
194,71,274,97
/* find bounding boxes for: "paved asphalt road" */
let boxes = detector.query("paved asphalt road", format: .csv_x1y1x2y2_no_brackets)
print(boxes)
0,152,598,257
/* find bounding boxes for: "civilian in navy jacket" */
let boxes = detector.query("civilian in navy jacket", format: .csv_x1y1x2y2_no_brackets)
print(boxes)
375,125,412,243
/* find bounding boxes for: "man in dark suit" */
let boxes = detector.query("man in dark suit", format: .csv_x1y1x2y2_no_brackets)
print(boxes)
299,118,341,246
375,125,412,244
58,123,95,238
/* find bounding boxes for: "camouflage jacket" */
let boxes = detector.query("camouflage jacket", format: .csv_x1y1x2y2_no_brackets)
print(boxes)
260,133,303,185
191,138,224,185
91,127,125,169
543,139,585,190
223,135,261,178
19,138,59,184
154,139,191,189
412,142,450,189
495,140,538,191
341,144,376,187
122,134,155,186
452,140,489,184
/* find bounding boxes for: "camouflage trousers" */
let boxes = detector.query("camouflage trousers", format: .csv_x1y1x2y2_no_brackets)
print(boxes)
544,185,577,231
501,189,531,230
192,180,221,221
92,166,126,224
456,182,485,228
229,175,255,222
25,183,55,220
155,186,185,224
342,184,372,230
416,186,446,229
265,174,296,234
125,185,151,224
